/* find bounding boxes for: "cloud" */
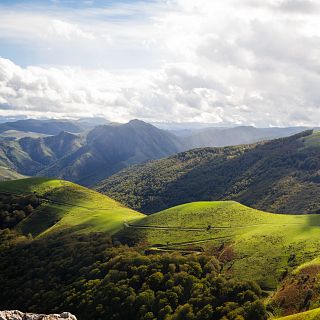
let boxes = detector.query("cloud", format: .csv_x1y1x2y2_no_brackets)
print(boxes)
50,19,95,40
273,0,319,13
0,0,320,126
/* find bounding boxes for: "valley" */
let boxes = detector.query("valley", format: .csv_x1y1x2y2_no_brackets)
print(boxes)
1,176,320,318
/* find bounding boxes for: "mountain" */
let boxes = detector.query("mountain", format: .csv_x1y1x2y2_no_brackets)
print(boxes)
180,125,309,148
0,166,25,181
39,119,184,186
98,130,320,214
0,120,184,185
19,131,85,167
0,131,84,178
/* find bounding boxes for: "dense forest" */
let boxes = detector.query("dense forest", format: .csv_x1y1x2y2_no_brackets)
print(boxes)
99,130,320,214
0,193,40,229
0,229,267,320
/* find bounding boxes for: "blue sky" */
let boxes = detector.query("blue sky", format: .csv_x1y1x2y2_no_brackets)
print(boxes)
0,0,320,126
0,0,159,68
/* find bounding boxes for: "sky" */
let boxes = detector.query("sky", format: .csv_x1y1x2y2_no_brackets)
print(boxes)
0,0,320,126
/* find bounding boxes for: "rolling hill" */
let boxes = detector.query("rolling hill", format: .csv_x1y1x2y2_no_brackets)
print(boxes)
0,177,144,237
0,178,269,320
277,308,320,319
121,201,320,289
2,178,320,318
99,130,320,214
119,200,320,316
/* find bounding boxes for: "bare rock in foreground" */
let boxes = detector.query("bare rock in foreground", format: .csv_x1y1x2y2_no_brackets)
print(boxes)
0,310,77,320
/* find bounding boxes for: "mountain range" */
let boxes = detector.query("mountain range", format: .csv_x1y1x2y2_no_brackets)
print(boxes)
0,117,315,186
0,119,183,185
2,122,320,319
99,130,320,214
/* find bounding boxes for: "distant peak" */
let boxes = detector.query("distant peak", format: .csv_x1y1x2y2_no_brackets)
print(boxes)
128,119,146,125
127,119,153,128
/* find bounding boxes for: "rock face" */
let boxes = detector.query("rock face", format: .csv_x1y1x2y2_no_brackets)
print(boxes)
0,311,77,320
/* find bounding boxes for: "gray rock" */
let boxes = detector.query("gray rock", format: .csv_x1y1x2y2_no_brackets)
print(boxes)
0,311,77,320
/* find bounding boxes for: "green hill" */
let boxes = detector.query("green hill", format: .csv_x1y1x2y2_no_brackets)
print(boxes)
99,130,320,214
120,201,320,291
277,308,320,319
0,177,144,237
0,179,269,320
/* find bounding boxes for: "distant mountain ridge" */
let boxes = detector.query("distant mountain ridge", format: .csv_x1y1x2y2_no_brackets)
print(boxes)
0,117,315,186
181,125,309,148
99,130,320,214
0,120,183,185
39,120,183,186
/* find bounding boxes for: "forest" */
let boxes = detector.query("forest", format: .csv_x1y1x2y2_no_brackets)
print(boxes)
0,228,267,320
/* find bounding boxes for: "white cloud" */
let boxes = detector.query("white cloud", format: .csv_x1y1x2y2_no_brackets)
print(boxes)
50,19,95,40
0,0,320,126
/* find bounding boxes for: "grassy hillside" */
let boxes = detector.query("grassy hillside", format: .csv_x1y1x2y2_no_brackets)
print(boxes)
0,177,144,237
277,308,320,319
120,201,320,291
0,179,268,320
99,130,320,214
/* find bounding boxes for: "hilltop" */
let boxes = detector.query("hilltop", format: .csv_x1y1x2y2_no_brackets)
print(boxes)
121,201,320,290
99,130,320,214
0,177,144,237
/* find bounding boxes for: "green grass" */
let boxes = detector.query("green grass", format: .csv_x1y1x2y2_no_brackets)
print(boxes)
126,201,320,289
277,308,320,319
0,177,145,237
302,130,320,147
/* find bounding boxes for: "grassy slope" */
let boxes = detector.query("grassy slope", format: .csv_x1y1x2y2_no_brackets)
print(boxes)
277,308,320,319
0,177,144,237
124,201,320,289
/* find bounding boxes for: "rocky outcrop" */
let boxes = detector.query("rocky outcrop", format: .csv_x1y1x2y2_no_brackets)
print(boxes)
0,311,77,320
